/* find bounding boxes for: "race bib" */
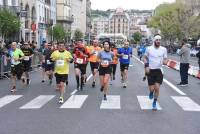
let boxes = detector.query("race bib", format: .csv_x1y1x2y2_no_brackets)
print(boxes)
46,60,52,65
24,56,30,61
76,58,83,64
101,60,109,67
56,60,64,67
123,55,129,59
94,51,98,56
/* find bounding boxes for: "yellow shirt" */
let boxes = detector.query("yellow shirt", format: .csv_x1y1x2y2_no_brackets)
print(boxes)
51,50,72,74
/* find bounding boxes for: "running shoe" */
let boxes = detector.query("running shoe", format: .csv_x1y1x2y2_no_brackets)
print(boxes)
103,95,107,101
100,86,104,92
149,92,154,100
10,86,16,93
21,78,25,85
152,101,157,111
59,97,64,104
41,80,45,83
123,83,127,88
92,81,95,88
27,79,30,85
49,79,52,85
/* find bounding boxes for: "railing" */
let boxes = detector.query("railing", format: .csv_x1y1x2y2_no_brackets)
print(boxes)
0,49,42,79
57,16,74,23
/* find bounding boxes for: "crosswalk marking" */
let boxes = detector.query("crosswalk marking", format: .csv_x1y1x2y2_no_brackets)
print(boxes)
100,95,121,109
171,96,200,112
137,96,162,110
0,95,23,108
60,95,88,109
20,95,55,109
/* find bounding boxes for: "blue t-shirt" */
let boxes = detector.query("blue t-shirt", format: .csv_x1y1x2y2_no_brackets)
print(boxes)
118,47,132,64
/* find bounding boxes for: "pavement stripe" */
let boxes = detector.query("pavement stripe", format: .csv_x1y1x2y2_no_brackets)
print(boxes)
163,79,186,96
100,95,121,109
20,95,55,109
137,96,162,110
60,95,88,109
0,95,23,108
171,96,200,111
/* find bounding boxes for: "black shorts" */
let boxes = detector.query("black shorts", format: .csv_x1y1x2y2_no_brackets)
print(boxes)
11,64,23,80
120,63,129,71
147,69,163,85
74,64,87,75
55,73,68,84
22,61,31,72
99,65,112,76
90,62,99,71
45,64,54,72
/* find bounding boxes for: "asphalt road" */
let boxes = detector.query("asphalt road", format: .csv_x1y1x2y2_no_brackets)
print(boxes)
0,57,200,134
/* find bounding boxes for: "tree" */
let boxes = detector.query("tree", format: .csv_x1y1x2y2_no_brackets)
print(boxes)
148,2,200,42
132,32,142,43
73,29,83,41
0,9,21,41
48,24,66,42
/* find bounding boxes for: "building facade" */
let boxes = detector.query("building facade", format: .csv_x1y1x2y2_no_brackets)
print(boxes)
91,17,109,37
71,0,87,39
109,8,130,38
56,0,73,35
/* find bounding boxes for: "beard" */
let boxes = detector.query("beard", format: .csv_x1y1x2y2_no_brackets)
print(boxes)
154,42,160,48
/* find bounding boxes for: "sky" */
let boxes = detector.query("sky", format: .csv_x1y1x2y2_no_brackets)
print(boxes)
90,0,176,10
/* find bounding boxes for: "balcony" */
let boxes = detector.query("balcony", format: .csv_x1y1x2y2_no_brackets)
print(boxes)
57,16,74,23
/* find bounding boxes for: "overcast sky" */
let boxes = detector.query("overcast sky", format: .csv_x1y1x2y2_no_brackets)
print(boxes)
90,0,176,10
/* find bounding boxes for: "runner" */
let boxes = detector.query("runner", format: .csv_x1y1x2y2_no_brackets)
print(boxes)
9,42,25,92
40,43,48,83
42,43,54,84
98,41,114,100
73,40,89,90
143,35,168,110
88,40,101,88
111,43,118,81
118,41,132,88
21,42,34,85
51,42,73,104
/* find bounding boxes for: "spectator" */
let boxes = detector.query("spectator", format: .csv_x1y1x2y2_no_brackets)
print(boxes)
177,39,190,86
196,48,200,71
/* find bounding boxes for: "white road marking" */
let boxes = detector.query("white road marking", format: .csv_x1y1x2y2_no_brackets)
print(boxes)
20,95,55,109
137,96,162,110
0,95,23,108
163,79,186,96
171,96,200,112
70,89,78,95
132,55,186,96
60,95,88,109
86,74,93,82
100,95,121,109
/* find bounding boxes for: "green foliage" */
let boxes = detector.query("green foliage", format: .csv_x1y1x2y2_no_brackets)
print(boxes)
73,29,83,41
148,2,200,41
48,24,66,42
132,32,142,43
0,9,21,39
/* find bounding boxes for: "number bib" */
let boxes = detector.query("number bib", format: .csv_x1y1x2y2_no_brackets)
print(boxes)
56,60,64,67
76,58,83,64
24,56,30,61
123,55,129,59
101,60,109,67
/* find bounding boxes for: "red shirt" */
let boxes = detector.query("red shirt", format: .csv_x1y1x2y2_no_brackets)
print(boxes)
73,45,89,64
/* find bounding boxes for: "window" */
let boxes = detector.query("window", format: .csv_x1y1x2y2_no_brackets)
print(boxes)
12,0,16,6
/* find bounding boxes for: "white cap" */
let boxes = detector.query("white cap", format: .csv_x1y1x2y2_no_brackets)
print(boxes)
154,35,162,41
